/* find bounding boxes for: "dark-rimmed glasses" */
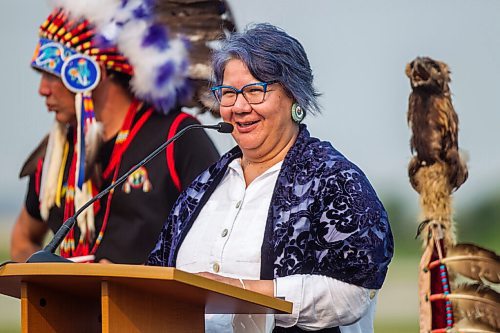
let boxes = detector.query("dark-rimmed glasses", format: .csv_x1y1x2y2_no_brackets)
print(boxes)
211,80,278,107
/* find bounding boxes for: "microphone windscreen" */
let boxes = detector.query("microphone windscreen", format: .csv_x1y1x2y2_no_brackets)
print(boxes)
217,122,234,133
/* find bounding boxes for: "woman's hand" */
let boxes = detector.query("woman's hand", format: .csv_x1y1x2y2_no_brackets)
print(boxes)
194,272,274,297
99,258,113,264
195,272,243,288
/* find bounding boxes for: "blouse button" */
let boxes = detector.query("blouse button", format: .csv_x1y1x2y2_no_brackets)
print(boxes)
212,262,220,273
221,229,228,237
235,200,242,209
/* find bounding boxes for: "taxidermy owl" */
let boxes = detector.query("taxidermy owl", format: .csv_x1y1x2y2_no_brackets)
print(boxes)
406,57,468,193
405,57,500,333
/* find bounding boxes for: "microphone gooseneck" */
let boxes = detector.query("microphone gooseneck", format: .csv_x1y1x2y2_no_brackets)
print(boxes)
26,122,233,263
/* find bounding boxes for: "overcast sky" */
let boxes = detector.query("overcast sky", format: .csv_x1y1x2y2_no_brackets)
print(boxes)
1,1,499,217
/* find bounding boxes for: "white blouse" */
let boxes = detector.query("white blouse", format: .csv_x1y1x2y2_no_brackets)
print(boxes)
176,158,377,333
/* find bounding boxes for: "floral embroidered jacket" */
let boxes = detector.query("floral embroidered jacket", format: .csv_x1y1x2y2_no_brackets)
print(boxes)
147,125,393,290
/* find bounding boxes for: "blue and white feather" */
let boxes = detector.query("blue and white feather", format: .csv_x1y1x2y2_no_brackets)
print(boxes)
51,0,191,114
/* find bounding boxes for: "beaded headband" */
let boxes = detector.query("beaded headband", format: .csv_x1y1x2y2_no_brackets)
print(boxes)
31,8,131,93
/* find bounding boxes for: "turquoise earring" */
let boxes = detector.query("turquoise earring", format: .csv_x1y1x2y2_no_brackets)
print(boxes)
291,103,304,123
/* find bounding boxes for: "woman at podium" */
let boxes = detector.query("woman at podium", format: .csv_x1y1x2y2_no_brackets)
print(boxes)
148,23,393,333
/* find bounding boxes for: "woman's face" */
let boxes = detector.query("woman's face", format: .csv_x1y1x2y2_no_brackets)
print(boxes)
219,59,296,160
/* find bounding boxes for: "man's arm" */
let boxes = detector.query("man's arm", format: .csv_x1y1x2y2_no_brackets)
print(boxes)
10,207,49,262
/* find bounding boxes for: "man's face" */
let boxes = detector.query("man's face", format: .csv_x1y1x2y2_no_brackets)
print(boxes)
38,72,76,125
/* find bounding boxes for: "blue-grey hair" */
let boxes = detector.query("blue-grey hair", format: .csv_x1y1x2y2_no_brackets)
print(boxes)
212,23,321,116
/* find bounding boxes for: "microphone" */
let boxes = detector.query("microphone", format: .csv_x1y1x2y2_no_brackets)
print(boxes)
209,122,233,134
26,122,233,263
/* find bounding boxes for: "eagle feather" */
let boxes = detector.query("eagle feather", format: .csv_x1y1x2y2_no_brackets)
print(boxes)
450,284,500,331
446,244,500,285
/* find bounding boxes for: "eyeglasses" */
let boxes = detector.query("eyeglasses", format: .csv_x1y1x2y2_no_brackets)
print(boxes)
211,80,278,107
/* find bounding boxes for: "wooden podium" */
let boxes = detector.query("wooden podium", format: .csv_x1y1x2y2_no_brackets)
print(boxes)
0,263,292,333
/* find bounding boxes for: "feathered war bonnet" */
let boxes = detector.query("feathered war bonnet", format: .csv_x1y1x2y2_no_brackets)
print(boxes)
30,0,192,255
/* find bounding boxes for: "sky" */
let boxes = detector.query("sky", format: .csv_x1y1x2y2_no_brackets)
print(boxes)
1,0,500,218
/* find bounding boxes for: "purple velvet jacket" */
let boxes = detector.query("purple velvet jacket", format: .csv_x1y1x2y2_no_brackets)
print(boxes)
147,125,393,291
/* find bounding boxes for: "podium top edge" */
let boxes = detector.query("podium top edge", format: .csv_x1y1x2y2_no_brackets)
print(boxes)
0,263,175,280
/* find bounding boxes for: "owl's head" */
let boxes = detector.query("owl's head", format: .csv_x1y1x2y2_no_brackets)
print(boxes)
405,57,451,95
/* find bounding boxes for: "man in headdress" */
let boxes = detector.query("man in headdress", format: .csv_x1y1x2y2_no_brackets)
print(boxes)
10,0,232,264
